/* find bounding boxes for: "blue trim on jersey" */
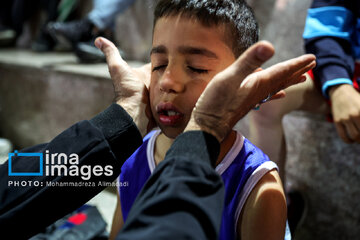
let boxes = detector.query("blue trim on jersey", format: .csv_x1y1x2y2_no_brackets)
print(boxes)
303,6,354,40
322,78,354,98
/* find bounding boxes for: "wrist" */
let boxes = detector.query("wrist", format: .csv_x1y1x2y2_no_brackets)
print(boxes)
329,84,354,100
184,113,229,142
116,98,148,137
116,99,135,119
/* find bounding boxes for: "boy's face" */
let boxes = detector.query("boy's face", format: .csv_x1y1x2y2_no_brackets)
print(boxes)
150,15,236,138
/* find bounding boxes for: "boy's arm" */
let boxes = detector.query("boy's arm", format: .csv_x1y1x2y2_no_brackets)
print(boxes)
303,0,355,98
109,193,124,240
303,0,360,143
329,85,360,143
238,170,287,240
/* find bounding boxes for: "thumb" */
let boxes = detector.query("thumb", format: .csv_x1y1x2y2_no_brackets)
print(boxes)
230,41,274,83
95,37,129,78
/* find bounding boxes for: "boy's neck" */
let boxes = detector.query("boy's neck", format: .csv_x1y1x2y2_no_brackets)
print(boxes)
154,130,237,167
154,133,175,166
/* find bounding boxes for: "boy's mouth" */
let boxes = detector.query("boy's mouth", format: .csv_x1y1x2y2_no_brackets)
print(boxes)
156,102,184,126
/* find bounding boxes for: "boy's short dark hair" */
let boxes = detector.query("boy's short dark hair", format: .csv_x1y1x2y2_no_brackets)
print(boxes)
154,0,259,57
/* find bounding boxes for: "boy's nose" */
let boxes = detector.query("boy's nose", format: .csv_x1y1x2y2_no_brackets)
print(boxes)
159,70,185,93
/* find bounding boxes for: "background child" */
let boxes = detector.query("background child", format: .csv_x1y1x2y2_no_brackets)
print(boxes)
111,1,290,239
249,0,360,235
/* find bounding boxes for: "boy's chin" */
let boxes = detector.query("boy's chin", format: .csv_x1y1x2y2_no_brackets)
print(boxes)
160,126,185,139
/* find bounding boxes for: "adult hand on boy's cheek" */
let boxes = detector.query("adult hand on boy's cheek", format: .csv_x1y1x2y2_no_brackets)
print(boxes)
95,37,156,137
185,41,316,142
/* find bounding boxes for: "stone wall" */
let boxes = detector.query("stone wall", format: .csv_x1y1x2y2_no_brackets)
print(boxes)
114,0,154,62
0,52,114,148
285,112,360,239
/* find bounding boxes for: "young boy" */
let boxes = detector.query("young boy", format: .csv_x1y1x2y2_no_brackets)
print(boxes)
110,1,288,239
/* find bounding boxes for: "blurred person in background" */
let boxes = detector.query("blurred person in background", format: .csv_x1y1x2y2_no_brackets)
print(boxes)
249,0,360,236
47,0,136,63
0,0,78,51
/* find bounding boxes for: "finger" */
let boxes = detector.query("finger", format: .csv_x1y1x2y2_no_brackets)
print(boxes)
288,54,316,73
230,41,275,83
282,73,307,89
289,60,317,83
288,74,307,86
258,54,315,92
335,122,353,143
269,90,286,100
354,114,360,131
95,37,123,62
95,37,128,77
269,56,315,88
270,74,307,94
354,116,360,143
265,54,315,80
344,120,360,143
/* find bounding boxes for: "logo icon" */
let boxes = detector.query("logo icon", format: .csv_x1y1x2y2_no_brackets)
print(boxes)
8,150,43,176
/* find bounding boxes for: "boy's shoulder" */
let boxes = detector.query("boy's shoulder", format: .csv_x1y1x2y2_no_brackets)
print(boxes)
241,137,271,162
226,133,271,168
217,131,275,180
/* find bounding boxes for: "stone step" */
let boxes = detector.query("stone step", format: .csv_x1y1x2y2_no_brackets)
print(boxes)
0,49,143,148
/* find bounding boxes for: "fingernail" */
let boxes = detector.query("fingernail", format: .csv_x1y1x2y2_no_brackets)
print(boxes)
256,42,274,61
95,38,102,50
300,75,307,82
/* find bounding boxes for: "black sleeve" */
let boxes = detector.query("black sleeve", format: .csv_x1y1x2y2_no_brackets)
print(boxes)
0,104,142,240
117,131,224,240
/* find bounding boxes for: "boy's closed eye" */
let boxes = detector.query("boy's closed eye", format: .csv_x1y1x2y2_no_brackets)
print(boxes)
187,66,208,74
152,64,209,74
152,65,167,72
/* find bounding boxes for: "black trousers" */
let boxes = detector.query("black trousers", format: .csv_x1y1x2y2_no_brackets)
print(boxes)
0,0,59,34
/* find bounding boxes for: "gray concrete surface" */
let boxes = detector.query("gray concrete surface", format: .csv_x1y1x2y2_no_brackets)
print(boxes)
284,112,360,239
